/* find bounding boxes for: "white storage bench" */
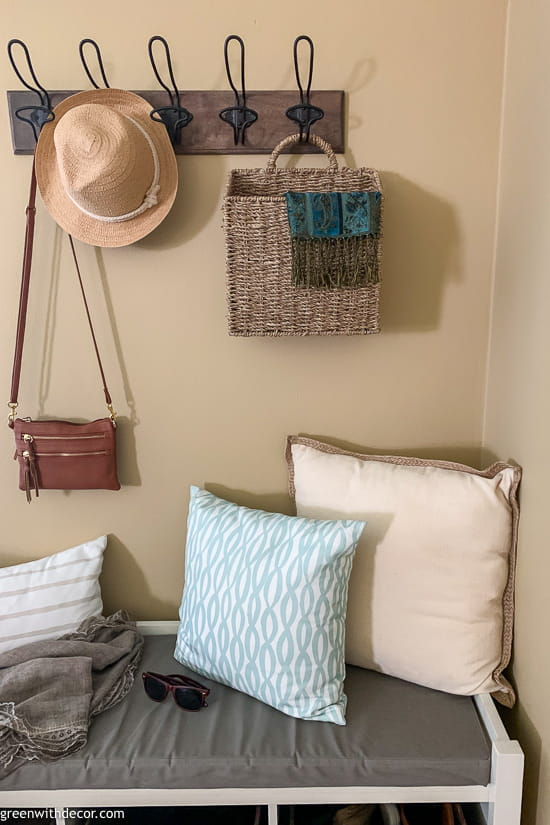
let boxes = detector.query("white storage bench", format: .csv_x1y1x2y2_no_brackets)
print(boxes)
0,624,524,825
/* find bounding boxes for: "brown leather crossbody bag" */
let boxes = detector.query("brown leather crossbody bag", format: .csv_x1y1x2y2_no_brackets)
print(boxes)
8,161,120,502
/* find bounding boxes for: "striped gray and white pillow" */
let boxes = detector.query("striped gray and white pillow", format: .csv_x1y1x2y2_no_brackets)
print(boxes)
0,536,106,654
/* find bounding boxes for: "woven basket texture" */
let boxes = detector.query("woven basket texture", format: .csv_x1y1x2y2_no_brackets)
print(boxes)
223,134,383,336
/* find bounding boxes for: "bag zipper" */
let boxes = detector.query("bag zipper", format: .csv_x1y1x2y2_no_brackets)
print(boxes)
21,433,105,441
16,435,108,458
33,450,108,457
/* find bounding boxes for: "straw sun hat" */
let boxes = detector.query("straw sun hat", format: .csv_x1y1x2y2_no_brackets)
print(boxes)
35,88,178,247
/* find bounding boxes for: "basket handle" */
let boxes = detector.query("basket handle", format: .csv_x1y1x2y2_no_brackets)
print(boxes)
266,133,338,172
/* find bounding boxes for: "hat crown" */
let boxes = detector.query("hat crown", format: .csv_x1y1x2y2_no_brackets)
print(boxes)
35,88,178,247
53,103,155,219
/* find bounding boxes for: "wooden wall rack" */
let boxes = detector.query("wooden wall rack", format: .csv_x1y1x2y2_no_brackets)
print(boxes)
7,89,345,156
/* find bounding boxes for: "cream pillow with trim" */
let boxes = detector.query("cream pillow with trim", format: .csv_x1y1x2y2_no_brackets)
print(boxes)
287,436,521,706
0,537,106,654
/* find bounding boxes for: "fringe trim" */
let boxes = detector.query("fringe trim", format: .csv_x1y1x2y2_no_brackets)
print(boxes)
0,702,86,770
291,236,381,288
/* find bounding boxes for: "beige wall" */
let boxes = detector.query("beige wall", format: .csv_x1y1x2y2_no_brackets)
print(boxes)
0,0,507,618
483,0,550,822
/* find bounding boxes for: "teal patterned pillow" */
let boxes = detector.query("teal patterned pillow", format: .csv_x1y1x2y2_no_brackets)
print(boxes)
174,487,366,724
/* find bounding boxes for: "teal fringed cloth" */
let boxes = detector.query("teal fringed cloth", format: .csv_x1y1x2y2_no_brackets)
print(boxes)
285,191,382,288
286,191,381,238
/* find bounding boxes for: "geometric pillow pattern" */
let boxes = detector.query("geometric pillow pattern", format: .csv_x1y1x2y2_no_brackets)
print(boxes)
174,487,366,724
0,536,106,655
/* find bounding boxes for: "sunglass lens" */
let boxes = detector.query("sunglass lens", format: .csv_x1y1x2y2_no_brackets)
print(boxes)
174,687,203,710
144,675,168,702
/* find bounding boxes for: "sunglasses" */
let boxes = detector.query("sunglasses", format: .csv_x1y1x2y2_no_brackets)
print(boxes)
142,671,210,711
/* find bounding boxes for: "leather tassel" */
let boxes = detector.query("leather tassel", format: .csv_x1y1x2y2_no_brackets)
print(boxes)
29,453,39,500
22,447,39,503
23,454,32,503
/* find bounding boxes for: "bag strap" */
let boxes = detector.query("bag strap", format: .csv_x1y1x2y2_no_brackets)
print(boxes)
8,159,37,427
8,160,116,428
67,234,116,422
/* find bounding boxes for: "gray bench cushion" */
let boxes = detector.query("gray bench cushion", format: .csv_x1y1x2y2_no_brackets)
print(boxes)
0,634,491,791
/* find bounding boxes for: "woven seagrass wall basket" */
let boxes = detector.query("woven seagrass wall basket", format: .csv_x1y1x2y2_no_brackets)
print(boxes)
223,134,383,336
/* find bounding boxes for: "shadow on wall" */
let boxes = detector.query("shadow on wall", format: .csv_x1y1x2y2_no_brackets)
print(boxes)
136,154,226,251
378,172,461,332
112,415,140,486
479,445,517,469
100,533,180,620
299,432,488,470
343,57,460,334
205,482,294,517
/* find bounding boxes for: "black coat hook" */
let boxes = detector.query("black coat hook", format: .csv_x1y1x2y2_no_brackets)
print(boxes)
285,35,324,143
79,39,110,88
7,39,54,143
219,35,258,146
148,35,193,146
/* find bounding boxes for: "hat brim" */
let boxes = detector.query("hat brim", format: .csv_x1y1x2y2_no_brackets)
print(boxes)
35,89,178,248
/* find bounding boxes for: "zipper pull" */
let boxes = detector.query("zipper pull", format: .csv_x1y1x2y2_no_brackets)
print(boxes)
22,442,39,503
23,434,35,460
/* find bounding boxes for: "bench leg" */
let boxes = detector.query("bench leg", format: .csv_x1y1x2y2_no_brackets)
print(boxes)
267,803,278,825
484,739,524,825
